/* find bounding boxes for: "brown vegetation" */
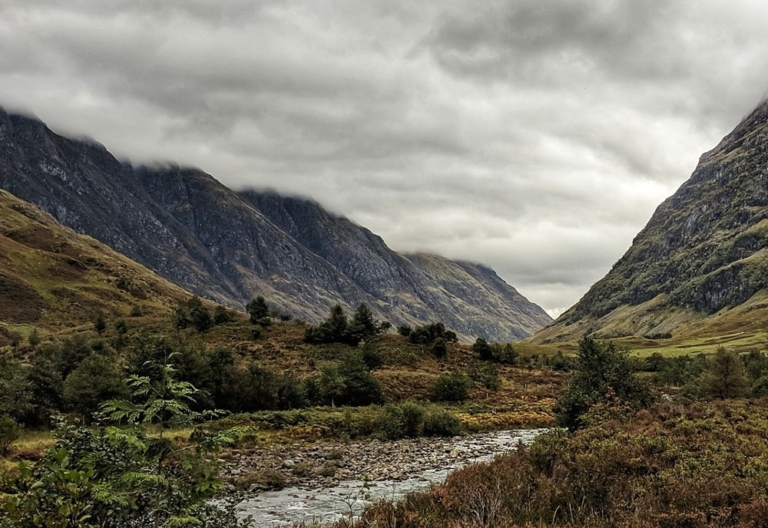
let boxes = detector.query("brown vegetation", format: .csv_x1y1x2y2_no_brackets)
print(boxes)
341,399,768,528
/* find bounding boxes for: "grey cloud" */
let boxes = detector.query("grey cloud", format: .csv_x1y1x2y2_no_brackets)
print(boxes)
1,0,767,315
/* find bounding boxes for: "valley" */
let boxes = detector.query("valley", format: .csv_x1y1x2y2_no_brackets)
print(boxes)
3,98,768,527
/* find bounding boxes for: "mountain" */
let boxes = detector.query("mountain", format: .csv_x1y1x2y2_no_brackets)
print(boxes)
0,108,550,342
0,188,189,336
535,100,768,343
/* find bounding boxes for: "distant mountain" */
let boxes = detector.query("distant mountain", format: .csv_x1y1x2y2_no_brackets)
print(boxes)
0,188,188,335
0,108,550,341
535,100,768,342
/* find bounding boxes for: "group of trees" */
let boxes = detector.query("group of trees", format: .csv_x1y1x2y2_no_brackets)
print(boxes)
554,337,768,430
174,297,235,333
1,353,250,528
304,304,390,346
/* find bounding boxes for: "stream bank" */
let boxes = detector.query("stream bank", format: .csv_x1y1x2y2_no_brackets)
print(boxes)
229,428,546,526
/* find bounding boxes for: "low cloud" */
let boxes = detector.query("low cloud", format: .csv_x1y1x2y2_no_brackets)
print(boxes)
1,0,768,315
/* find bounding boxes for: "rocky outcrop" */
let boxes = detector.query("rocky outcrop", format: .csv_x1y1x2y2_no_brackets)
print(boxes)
0,108,550,341
538,99,768,340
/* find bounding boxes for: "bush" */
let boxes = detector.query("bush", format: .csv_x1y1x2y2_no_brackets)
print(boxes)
381,401,426,439
397,324,412,337
409,322,457,345
431,337,447,359
422,407,461,437
361,346,384,370
432,371,471,402
0,413,21,456
472,337,493,360
554,336,651,430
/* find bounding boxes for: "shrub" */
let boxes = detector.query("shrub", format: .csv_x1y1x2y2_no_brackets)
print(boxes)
554,336,651,430
432,371,471,402
361,346,384,370
472,337,493,360
381,401,426,439
397,324,412,337
0,413,21,456
431,337,447,359
422,406,461,437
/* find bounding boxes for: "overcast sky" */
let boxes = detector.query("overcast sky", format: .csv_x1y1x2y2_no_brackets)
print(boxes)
2,1,768,317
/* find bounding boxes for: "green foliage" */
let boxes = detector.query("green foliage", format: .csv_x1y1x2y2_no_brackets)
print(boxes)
422,406,461,437
700,347,747,399
27,328,40,348
432,371,471,402
310,356,384,407
396,324,412,337
494,343,519,364
304,304,387,346
0,356,32,424
360,345,384,371
1,350,250,527
63,352,128,423
472,337,493,360
245,296,269,325
93,313,107,335
213,305,234,325
408,322,458,345
174,297,213,333
430,337,447,359
380,401,426,439
470,363,502,392
0,413,20,456
554,336,651,430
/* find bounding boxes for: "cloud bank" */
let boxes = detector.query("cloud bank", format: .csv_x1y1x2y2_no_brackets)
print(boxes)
2,0,768,316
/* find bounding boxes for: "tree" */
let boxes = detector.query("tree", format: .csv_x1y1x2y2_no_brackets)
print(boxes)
472,337,493,361
0,413,20,456
554,336,651,430
318,364,346,407
347,304,381,344
397,324,412,337
93,313,107,335
701,347,747,399
431,337,447,359
246,296,269,324
188,297,213,333
102,351,213,437
213,305,234,325
63,352,129,423
432,371,471,402
1,359,250,528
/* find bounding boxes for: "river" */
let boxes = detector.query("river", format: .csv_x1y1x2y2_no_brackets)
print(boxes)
235,428,546,526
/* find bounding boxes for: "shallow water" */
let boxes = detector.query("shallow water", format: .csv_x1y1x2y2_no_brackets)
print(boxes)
236,428,545,527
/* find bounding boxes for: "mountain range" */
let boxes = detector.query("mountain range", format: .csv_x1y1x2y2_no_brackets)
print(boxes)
535,99,768,343
0,108,551,342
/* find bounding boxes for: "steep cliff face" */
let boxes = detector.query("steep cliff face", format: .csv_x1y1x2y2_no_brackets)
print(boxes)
0,108,550,341
242,191,552,340
536,100,768,341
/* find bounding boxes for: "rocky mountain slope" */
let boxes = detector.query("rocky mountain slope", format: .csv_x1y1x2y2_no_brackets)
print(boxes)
535,99,768,342
0,108,550,341
0,188,188,336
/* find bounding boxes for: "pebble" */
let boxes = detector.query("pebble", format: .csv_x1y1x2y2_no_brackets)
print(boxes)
223,429,546,493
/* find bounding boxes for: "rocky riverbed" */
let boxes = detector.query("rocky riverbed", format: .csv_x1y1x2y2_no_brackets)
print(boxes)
227,429,546,526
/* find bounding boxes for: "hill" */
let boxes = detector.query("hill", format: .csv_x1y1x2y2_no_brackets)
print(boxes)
0,189,189,342
534,100,768,347
0,108,550,342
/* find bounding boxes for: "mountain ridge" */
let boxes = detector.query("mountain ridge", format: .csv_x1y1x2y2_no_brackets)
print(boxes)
0,108,550,342
534,99,768,343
